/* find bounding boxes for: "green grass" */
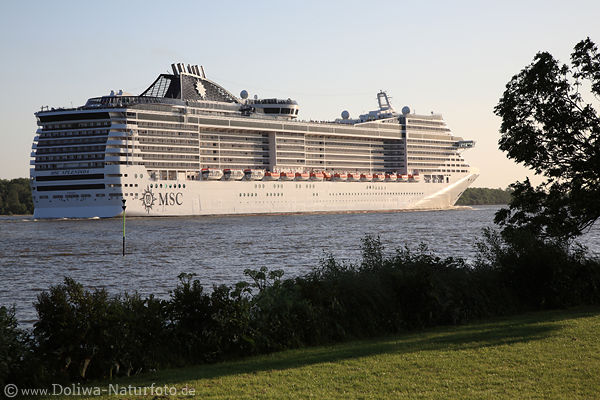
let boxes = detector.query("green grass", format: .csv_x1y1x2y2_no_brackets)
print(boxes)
43,307,600,399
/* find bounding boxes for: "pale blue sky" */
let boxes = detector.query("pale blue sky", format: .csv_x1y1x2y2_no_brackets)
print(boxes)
1,0,598,187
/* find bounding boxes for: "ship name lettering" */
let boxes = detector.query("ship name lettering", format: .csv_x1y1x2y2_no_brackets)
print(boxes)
158,192,183,206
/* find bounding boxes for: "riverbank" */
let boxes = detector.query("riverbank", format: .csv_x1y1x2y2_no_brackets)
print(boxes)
38,306,600,399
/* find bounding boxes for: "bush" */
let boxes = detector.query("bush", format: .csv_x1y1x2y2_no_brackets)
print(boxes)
3,234,600,386
476,229,600,309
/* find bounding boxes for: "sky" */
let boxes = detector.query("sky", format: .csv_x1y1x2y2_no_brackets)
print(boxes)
0,0,598,188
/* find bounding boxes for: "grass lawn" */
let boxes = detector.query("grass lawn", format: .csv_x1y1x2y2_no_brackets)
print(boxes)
43,307,600,399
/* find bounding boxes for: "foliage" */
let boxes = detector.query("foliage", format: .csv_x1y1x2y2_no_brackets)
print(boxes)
0,306,31,387
0,178,33,215
455,187,513,205
476,229,600,309
43,307,600,400
3,234,600,386
494,38,600,240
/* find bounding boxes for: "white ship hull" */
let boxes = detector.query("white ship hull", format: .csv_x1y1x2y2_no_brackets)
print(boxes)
33,166,478,219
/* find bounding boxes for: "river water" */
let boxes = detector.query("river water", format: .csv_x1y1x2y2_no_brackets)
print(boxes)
1,206,598,324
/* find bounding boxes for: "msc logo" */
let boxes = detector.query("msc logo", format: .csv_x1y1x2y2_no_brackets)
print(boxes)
158,192,183,206
140,187,183,213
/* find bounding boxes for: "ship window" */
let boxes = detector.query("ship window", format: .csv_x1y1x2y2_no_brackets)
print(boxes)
183,184,186,188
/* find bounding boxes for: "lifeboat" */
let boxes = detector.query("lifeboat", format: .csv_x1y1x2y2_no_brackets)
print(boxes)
385,173,397,182
334,172,348,181
411,173,421,182
201,168,223,180
397,174,409,182
295,172,310,181
347,173,360,182
264,171,281,180
222,169,244,180
360,173,373,181
280,171,295,181
243,169,265,180
373,173,385,182
322,171,332,180
310,172,324,181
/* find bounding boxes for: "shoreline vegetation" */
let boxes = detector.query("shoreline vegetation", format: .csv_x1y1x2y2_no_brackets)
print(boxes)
2,233,599,389
0,179,510,216
0,178,33,215
39,307,600,399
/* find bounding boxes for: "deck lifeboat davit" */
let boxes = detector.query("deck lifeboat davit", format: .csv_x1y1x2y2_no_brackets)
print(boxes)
372,173,385,182
264,171,281,180
243,169,265,180
201,168,223,180
280,171,295,181
347,173,360,182
295,172,310,181
222,169,244,180
310,172,324,181
334,172,348,181
385,173,397,182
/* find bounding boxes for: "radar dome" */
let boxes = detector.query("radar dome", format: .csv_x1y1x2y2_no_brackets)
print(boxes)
341,110,350,120
401,106,411,115
240,90,248,99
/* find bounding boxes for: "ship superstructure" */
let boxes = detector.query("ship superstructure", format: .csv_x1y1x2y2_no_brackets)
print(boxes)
30,63,477,218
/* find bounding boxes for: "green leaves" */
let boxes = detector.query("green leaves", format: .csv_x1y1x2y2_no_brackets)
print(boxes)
494,38,600,240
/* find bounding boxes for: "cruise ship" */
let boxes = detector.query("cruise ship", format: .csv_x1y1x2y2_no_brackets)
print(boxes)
30,63,478,218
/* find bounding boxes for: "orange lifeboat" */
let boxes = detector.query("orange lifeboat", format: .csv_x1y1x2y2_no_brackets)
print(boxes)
360,173,373,181
223,169,244,180
333,172,347,181
385,173,397,182
373,173,385,182
322,171,332,180
201,168,223,180
411,173,421,182
280,171,295,181
397,174,409,182
347,173,360,182
295,172,310,181
310,172,324,181
264,171,281,180
243,169,265,180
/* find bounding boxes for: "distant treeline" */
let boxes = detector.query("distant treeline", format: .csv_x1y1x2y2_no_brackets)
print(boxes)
0,178,33,215
456,187,513,206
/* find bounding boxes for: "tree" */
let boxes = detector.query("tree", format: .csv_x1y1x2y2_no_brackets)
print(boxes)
494,38,600,240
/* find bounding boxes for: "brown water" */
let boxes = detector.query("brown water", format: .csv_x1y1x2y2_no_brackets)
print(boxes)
1,206,598,324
